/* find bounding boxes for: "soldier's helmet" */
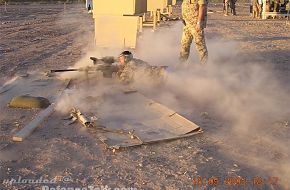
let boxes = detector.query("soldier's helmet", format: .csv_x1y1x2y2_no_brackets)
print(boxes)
119,51,133,63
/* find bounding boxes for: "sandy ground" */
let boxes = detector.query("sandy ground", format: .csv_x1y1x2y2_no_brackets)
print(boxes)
1,2,290,190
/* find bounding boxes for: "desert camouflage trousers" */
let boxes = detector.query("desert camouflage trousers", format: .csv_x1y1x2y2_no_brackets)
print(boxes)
180,25,208,64
252,0,262,18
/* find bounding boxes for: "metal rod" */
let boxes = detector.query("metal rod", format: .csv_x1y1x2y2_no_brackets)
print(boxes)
50,69,79,73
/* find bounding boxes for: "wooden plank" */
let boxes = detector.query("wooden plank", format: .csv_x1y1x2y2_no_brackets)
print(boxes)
12,104,55,142
148,102,176,116
262,12,289,19
11,79,71,142
264,12,288,16
168,113,200,130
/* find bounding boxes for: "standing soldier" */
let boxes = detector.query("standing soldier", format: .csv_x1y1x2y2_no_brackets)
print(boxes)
224,0,237,16
252,0,263,19
230,0,237,15
257,0,263,18
180,0,208,65
224,0,230,15
287,0,290,14
252,0,259,18
273,0,280,12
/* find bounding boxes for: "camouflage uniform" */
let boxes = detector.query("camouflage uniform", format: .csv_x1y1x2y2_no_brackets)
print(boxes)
224,0,237,15
252,0,259,18
180,0,208,64
273,0,280,12
118,59,165,84
287,1,290,11
224,0,230,15
257,0,262,18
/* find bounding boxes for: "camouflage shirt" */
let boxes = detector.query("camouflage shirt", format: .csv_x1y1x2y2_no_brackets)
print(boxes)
182,0,208,26
118,59,150,83
118,59,165,84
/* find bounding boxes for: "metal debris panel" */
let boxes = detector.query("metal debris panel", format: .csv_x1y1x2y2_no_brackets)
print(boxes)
93,89,201,149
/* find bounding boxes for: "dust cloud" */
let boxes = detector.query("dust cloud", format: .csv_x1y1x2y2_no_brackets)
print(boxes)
133,23,290,188
55,17,290,188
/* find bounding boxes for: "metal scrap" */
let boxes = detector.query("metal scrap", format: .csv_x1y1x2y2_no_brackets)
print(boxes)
66,108,144,147
69,108,97,128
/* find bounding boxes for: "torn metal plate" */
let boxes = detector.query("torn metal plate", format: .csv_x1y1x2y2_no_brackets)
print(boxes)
94,90,201,149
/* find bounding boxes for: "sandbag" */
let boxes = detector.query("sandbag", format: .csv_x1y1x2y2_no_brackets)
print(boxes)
8,95,50,109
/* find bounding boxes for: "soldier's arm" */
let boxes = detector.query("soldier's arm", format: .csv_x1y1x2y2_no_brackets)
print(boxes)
197,0,207,31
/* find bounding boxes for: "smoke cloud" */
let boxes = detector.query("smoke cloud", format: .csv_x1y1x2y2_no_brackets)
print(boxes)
133,23,290,188
54,18,290,188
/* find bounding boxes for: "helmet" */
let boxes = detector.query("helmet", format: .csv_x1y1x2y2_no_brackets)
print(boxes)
119,51,133,63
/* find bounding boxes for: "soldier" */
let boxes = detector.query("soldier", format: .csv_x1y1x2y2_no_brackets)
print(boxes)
180,0,208,65
252,0,259,18
116,51,166,84
257,0,263,18
273,0,280,12
224,0,230,16
230,0,237,15
287,0,290,13
224,0,237,16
